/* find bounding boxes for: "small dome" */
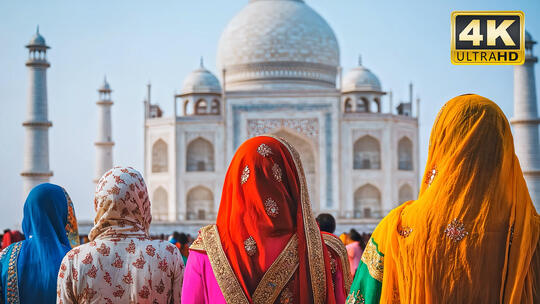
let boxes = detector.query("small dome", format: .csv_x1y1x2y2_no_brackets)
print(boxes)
181,64,221,95
27,26,47,47
342,62,381,92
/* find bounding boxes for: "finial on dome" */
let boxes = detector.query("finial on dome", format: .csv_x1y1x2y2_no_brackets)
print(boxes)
358,54,362,66
36,25,40,34
200,56,204,68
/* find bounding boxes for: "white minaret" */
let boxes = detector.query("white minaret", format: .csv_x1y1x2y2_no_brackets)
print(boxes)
512,31,540,210
94,77,114,183
21,27,53,197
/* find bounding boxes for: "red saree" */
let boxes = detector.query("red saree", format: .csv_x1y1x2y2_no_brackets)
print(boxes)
189,135,351,303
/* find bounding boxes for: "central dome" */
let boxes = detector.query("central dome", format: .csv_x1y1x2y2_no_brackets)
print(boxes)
217,0,340,91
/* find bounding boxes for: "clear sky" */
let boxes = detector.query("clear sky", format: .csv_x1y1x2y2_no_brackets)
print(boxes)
1,0,539,229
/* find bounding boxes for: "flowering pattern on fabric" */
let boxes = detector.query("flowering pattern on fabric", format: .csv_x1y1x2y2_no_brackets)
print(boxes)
244,236,257,256
57,167,184,303
57,238,184,304
63,189,80,248
398,226,413,238
6,242,22,304
241,165,250,185
264,197,279,218
90,167,151,241
444,218,468,242
257,143,273,157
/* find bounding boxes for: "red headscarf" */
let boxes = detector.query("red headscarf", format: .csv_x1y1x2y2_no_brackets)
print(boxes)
215,135,335,303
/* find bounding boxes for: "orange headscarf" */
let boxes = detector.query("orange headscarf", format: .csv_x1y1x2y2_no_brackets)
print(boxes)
370,94,539,303
208,135,336,303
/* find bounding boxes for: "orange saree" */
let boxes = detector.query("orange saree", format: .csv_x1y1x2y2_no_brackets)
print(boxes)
188,135,351,303
347,94,540,303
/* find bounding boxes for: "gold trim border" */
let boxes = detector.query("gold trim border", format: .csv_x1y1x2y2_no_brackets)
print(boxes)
265,134,328,304
200,225,250,304
252,234,299,304
323,233,352,294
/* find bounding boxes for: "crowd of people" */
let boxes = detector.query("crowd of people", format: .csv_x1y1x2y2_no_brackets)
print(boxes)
0,94,538,303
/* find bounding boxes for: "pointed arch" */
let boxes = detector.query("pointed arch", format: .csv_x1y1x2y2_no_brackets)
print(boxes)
195,99,207,115
357,97,369,112
344,98,353,113
186,186,214,220
152,187,168,221
152,139,168,173
353,135,381,169
354,184,382,218
186,137,215,172
399,184,414,203
398,137,413,170
273,129,319,210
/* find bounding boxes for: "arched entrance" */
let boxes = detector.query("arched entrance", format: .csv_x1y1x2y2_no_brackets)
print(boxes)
272,129,319,211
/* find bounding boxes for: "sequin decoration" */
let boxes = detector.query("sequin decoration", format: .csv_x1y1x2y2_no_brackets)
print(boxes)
272,163,283,182
264,197,279,218
509,224,515,247
279,287,294,304
241,165,250,185
244,236,257,256
64,189,80,248
257,144,273,157
398,226,413,238
444,218,468,242
330,257,337,275
346,291,365,304
6,242,22,304
425,165,437,187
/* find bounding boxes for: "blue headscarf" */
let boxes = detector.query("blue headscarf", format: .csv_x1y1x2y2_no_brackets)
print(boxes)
0,183,79,304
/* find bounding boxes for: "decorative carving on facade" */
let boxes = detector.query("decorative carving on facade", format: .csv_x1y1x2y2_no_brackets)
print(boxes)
247,118,319,144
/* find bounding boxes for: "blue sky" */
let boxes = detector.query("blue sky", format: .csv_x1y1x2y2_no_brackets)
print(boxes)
1,0,539,228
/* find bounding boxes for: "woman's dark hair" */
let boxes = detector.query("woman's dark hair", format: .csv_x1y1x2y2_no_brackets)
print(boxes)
350,229,367,250
177,233,189,245
316,213,336,234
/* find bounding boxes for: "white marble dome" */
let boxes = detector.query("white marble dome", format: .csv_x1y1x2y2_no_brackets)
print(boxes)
342,64,382,92
217,0,340,90
27,28,47,47
181,66,222,95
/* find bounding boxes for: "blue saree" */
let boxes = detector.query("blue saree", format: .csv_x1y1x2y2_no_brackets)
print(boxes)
0,183,79,304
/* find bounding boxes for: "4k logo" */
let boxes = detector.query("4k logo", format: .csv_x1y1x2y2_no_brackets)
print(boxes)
451,11,524,65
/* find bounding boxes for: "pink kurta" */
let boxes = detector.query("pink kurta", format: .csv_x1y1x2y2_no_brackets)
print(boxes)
181,250,346,304
346,241,363,277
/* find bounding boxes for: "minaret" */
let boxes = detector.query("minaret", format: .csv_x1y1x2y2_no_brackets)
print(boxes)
94,77,114,183
21,27,53,197
512,31,540,210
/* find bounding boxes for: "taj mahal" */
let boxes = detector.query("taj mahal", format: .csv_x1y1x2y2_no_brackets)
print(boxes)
142,0,419,233
20,0,539,235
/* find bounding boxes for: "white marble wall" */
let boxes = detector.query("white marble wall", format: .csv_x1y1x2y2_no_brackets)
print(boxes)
23,63,52,198
94,98,113,182
513,59,540,209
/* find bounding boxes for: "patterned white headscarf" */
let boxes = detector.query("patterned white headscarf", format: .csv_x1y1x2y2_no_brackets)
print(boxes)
89,167,152,241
